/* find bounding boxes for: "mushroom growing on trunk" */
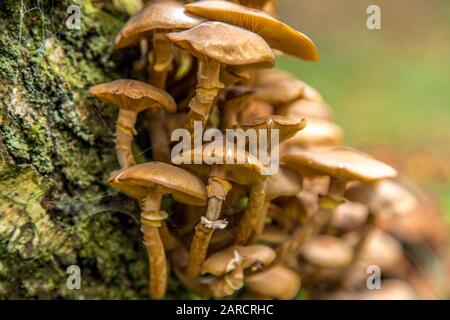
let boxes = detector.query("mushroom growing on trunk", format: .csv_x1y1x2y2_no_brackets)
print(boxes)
167,21,275,131
108,162,207,299
89,79,176,168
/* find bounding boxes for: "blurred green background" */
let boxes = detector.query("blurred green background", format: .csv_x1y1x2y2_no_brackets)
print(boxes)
277,0,450,222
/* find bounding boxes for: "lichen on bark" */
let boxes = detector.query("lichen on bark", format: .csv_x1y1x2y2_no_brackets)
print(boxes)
0,0,160,299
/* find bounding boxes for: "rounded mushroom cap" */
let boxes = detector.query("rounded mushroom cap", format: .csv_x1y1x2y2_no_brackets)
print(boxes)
265,165,302,200
239,100,273,122
278,99,333,121
300,235,354,268
202,245,276,276
244,265,301,299
115,0,205,49
358,229,404,272
185,0,319,61
282,147,397,182
345,179,418,217
108,162,207,206
331,201,369,231
236,115,306,143
167,21,275,68
282,118,343,148
259,225,290,244
172,140,267,185
89,79,177,113
253,71,307,106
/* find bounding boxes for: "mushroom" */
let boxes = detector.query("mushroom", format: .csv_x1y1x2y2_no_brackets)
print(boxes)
108,161,207,299
167,21,275,130
221,86,255,129
253,70,322,107
89,79,176,168
259,225,290,245
184,0,319,61
176,245,276,298
115,0,205,87
233,117,305,245
244,265,301,299
324,280,417,300
172,139,266,276
300,235,354,269
114,0,205,162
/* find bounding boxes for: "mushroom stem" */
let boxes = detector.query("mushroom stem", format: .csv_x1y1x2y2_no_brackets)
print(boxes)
187,58,224,131
146,31,173,162
140,192,168,299
249,200,271,243
234,180,267,245
115,109,138,168
186,165,229,277
328,176,348,198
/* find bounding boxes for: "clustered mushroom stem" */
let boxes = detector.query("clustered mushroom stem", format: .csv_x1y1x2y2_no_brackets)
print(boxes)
186,165,228,277
328,176,348,199
140,192,168,299
250,200,271,243
146,32,173,162
115,109,138,168
187,57,224,131
234,180,267,245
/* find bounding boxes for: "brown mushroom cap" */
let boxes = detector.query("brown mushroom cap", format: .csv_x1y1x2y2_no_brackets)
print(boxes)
253,71,307,106
265,165,302,200
167,21,275,68
115,0,205,49
282,147,397,182
108,161,207,206
202,245,276,276
260,225,290,244
300,235,354,268
235,115,306,143
282,119,343,148
172,140,267,185
244,265,301,299
185,0,319,61
239,100,273,122
345,179,418,217
278,99,333,121
331,202,369,231
89,79,177,113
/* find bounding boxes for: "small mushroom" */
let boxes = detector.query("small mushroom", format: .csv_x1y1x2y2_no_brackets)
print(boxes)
185,0,319,61
300,235,354,269
108,161,207,299
89,79,176,168
253,70,320,107
330,201,369,231
244,265,301,299
260,225,290,245
278,99,333,121
172,139,266,276
167,21,275,130
221,86,255,129
202,245,276,276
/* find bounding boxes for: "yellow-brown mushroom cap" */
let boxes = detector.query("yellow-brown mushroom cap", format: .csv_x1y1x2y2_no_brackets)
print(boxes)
185,0,319,61
202,245,276,276
115,0,205,49
235,115,306,143
282,118,343,148
108,162,207,206
244,265,301,299
265,165,302,200
300,235,354,268
278,99,333,121
172,140,267,184
282,147,397,182
167,21,275,68
89,79,177,113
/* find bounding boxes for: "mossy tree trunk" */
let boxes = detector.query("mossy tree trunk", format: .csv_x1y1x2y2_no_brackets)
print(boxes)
0,0,171,299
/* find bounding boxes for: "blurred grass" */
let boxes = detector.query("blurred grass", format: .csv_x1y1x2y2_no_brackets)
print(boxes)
277,0,450,222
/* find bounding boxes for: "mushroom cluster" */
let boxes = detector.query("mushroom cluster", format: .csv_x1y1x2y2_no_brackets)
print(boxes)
90,0,449,299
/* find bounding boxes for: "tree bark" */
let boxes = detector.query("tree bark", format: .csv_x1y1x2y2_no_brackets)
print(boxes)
0,0,167,299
